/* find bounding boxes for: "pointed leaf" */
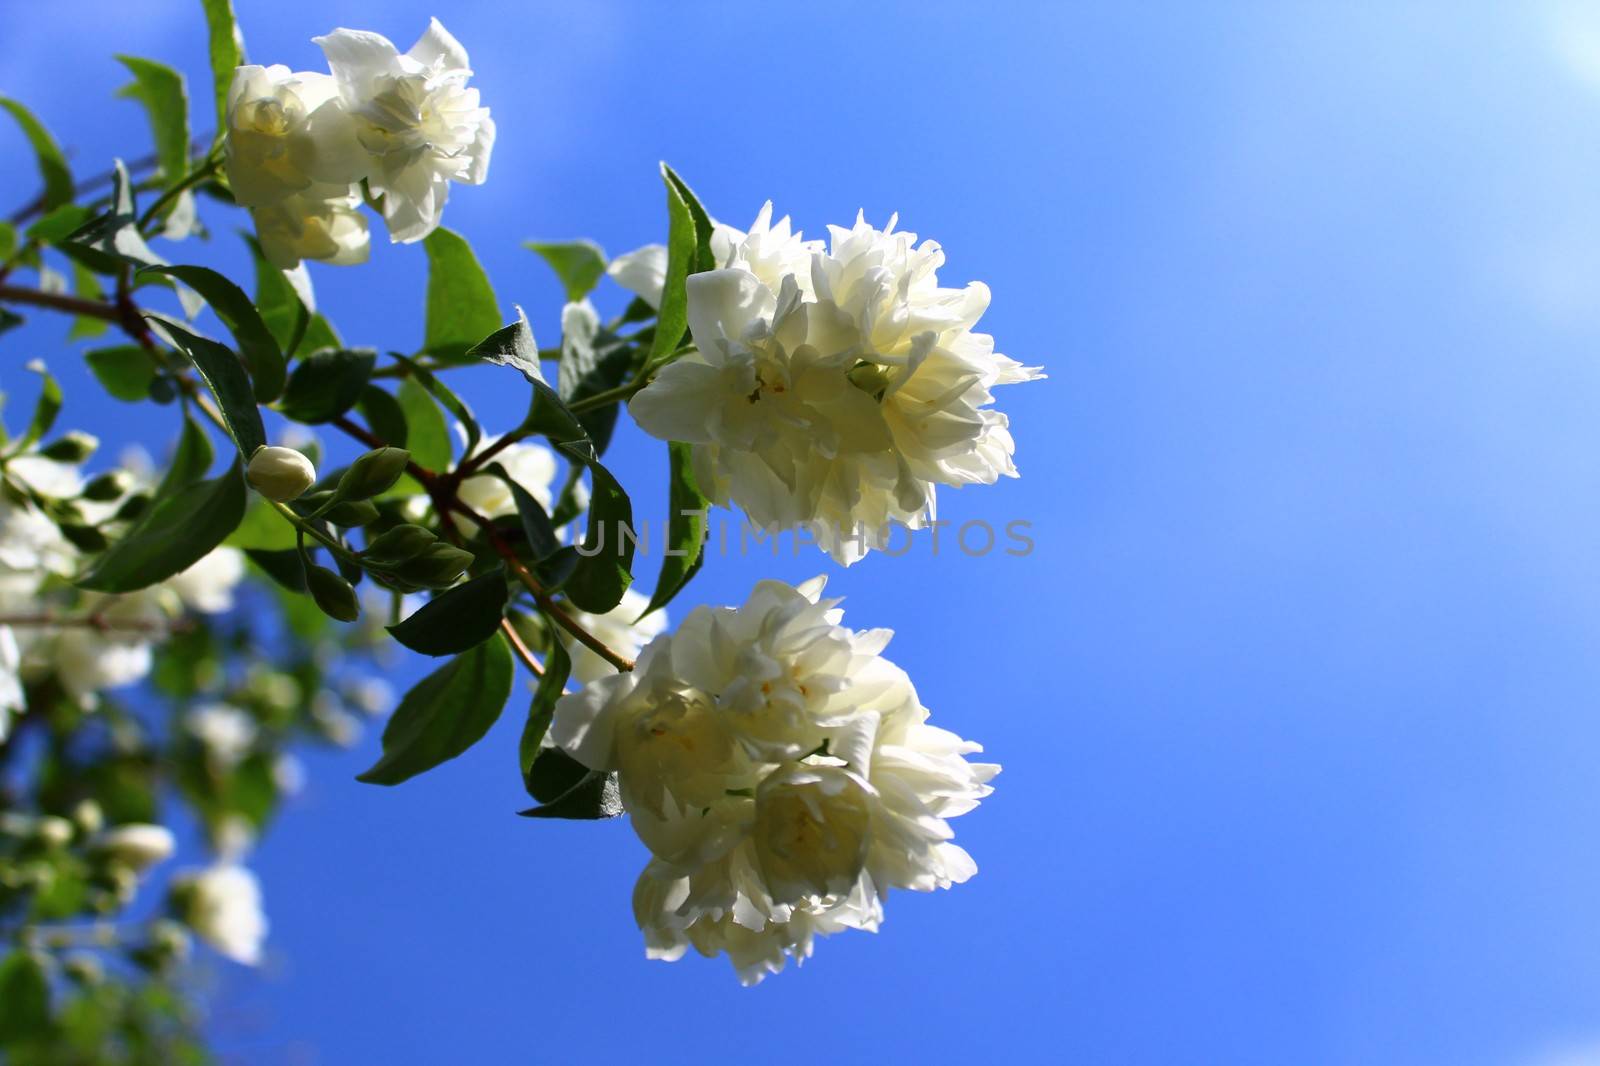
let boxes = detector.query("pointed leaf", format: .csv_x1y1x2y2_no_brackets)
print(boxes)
525,239,607,301
78,459,246,593
518,639,570,783
199,0,246,136
146,314,266,457
641,440,708,618
0,97,72,212
276,348,375,424
388,567,510,656
422,227,501,360
143,264,285,401
115,55,190,186
357,636,514,785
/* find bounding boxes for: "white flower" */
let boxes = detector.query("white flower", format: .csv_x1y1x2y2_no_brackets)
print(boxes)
315,18,494,243
559,586,668,685
169,865,268,966
0,627,21,742
456,436,559,521
607,244,668,308
186,703,258,769
47,590,169,708
551,577,995,982
95,824,176,873
608,203,820,309
224,64,364,208
629,208,1042,564
250,183,370,270
163,547,246,615
246,445,317,502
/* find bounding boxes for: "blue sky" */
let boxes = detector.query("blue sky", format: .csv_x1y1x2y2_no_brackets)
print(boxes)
9,1,1600,1063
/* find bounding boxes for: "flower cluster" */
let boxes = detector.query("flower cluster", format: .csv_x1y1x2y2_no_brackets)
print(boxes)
225,17,494,268
0,444,245,735
551,577,995,983
621,205,1043,564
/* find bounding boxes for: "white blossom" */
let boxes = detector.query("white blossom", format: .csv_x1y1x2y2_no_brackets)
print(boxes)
315,18,494,243
224,64,364,208
250,183,370,270
629,207,1042,564
95,824,177,874
163,547,247,615
455,436,558,521
186,703,258,769
170,865,268,966
0,627,21,742
47,590,167,708
552,577,995,982
607,244,668,309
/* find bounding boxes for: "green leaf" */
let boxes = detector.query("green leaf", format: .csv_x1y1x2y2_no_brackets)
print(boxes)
662,164,718,273
199,0,246,137
143,265,285,401
647,162,700,367
357,385,408,449
357,635,514,785
78,459,246,592
225,496,296,549
519,748,622,819
145,315,266,457
390,353,478,455
559,440,634,613
388,567,509,655
641,440,709,618
277,348,376,424
247,235,310,352
0,221,13,260
25,203,94,244
466,308,543,384
518,638,570,784
485,461,560,560
0,97,72,212
301,313,341,354
0,951,50,1043
115,55,190,187
422,227,501,359
157,413,214,496
244,546,306,592
396,375,451,470
67,262,109,340
10,361,61,454
525,239,607,301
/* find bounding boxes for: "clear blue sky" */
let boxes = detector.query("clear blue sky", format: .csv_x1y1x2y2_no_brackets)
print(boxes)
8,2,1600,1063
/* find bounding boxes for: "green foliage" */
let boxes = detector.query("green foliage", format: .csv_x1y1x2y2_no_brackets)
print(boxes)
388,568,509,655
77,461,246,593
641,440,709,618
422,227,501,360
306,563,360,622
114,56,190,188
520,748,623,820
146,315,266,456
646,163,704,367
199,0,245,135
0,97,73,212
518,638,570,782
143,265,285,401
395,376,451,469
526,239,607,301
357,636,514,785
277,348,376,424
10,363,62,455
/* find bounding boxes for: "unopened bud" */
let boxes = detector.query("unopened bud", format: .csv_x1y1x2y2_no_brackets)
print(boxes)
39,430,99,463
324,498,380,527
362,524,436,568
81,471,131,501
337,447,410,501
95,824,177,874
247,445,317,502
307,564,360,622
398,542,475,589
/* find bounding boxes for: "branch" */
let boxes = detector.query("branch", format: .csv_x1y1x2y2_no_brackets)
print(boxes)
0,611,187,636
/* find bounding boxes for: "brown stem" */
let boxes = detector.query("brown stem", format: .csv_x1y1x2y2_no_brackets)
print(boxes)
0,284,122,322
499,618,544,678
0,612,187,636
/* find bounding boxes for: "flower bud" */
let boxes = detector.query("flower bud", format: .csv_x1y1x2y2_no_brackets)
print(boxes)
95,824,177,874
247,446,317,502
81,471,131,502
39,431,99,464
337,447,411,501
323,498,380,527
307,564,360,622
396,542,475,589
361,524,436,568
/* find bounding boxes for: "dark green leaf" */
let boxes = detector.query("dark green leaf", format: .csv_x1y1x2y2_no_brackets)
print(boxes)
146,314,266,457
518,639,570,784
142,265,285,401
390,353,478,455
11,361,61,453
199,0,246,136
115,55,190,187
641,440,709,618
244,547,306,592
277,348,375,424
647,162,699,367
559,440,634,613
25,203,93,244
525,239,607,301
307,563,360,621
0,97,72,212
0,951,50,1043
157,414,215,496
357,385,408,449
466,308,542,384
485,461,560,560
519,748,622,819
357,636,514,785
422,227,501,360
78,459,246,592
388,567,509,655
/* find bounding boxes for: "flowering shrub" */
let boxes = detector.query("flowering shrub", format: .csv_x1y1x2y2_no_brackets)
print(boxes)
0,2,1038,1054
